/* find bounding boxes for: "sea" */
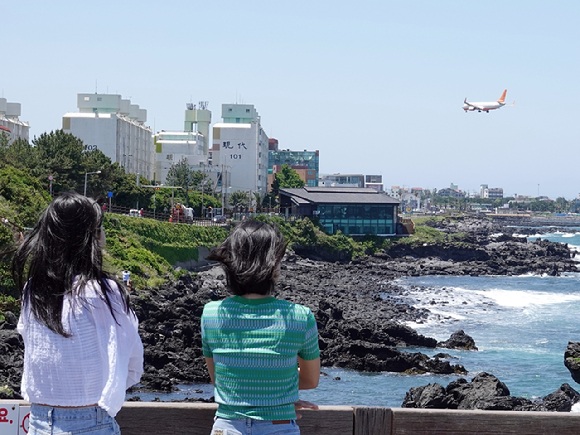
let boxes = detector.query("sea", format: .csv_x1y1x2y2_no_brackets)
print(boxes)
127,226,580,408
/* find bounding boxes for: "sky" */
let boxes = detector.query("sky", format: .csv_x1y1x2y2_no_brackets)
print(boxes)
3,1,580,199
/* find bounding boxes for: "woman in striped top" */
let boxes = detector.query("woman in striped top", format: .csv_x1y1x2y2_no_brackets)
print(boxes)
202,219,320,434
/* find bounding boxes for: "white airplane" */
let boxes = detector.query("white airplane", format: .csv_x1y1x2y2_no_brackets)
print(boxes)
463,90,514,113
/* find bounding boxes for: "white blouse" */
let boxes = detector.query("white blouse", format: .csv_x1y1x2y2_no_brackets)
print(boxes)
17,279,143,417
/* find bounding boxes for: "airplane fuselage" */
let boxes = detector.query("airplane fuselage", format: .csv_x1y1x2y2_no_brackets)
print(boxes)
462,101,504,112
463,90,508,113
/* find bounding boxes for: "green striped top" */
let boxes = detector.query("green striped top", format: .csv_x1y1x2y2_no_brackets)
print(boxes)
201,296,320,420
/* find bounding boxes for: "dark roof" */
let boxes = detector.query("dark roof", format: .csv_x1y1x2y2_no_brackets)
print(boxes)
280,187,400,205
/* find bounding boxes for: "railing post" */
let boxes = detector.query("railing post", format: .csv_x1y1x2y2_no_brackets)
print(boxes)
354,407,392,435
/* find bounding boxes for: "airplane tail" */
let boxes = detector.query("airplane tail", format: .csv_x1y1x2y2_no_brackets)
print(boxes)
498,89,507,103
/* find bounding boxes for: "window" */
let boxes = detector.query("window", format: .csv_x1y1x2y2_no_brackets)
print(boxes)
84,97,90,101
97,97,102,101
228,108,232,112
246,109,250,113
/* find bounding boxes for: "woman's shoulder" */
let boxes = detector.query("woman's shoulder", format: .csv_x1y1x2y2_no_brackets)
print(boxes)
275,299,314,316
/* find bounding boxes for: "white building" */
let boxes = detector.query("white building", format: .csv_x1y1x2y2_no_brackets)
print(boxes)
154,102,211,183
319,174,365,188
0,98,30,143
211,104,269,206
62,94,154,179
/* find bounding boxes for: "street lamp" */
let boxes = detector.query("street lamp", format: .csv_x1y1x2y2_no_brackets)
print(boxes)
84,170,102,196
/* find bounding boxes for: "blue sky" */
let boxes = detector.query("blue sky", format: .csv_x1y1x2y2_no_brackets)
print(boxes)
4,1,580,198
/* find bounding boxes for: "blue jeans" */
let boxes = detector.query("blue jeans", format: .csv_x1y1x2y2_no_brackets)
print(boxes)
28,404,120,435
211,417,300,435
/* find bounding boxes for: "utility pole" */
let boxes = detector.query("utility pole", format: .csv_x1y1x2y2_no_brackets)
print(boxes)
201,163,204,219
136,173,140,210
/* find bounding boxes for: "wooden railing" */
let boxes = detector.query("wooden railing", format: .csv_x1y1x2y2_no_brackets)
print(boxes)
2,401,580,435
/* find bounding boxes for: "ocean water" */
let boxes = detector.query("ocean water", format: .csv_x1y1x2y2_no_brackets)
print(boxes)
129,230,580,408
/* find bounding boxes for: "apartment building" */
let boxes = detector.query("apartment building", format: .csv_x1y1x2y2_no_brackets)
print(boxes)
211,104,269,206
62,94,154,180
154,102,211,183
0,98,30,143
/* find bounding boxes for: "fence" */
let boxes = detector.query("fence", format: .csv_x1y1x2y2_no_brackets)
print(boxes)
2,401,580,435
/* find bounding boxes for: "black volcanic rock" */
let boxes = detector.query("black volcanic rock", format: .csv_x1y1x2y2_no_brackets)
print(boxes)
402,373,580,412
438,330,478,351
565,341,580,384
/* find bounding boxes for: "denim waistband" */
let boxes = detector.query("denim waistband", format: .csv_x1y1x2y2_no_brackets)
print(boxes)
31,404,107,423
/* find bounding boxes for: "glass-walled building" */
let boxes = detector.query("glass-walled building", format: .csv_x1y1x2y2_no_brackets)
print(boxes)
279,187,400,236
268,150,319,187
317,203,395,235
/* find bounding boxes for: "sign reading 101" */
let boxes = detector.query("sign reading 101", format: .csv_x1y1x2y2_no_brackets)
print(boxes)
223,141,247,160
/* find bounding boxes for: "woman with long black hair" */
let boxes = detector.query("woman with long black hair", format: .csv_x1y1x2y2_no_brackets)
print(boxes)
13,192,143,435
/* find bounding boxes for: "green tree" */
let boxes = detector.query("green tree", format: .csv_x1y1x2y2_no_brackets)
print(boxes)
32,130,86,193
0,137,36,171
166,158,204,206
271,164,305,197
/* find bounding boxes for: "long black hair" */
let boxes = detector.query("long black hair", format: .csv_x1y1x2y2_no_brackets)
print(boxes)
12,191,130,337
207,219,287,296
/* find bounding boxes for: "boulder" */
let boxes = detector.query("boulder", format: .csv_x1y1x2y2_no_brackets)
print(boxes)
564,341,580,384
438,330,478,351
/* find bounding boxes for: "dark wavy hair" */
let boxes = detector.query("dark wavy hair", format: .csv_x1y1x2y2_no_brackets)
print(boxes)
207,219,287,296
12,191,129,337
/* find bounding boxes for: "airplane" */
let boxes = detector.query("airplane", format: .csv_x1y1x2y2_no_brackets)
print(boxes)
462,90,514,113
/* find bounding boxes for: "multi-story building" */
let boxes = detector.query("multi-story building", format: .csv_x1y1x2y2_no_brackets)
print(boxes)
365,175,384,192
211,104,269,206
0,98,30,143
319,173,365,188
62,93,154,180
154,102,211,183
267,144,320,190
481,184,504,200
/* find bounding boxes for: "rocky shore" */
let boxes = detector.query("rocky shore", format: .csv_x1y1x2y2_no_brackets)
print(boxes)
2,215,580,410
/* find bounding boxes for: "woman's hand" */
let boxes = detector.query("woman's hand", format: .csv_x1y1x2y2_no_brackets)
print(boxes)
294,400,319,419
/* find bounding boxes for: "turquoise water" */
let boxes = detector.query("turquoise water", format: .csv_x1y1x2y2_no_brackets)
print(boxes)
129,230,580,407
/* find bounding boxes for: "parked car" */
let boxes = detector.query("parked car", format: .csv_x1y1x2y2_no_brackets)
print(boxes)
213,215,227,223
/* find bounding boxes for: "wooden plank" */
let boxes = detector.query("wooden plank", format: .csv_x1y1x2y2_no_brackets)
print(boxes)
116,403,354,435
299,406,353,435
354,407,392,435
391,408,580,435
116,402,217,435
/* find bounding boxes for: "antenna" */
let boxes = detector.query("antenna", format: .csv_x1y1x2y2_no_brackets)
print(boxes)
95,79,98,94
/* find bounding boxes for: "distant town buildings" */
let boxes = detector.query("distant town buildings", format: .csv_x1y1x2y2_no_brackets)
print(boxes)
62,94,154,179
0,98,29,143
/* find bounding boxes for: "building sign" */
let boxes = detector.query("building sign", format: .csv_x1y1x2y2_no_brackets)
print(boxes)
0,404,29,435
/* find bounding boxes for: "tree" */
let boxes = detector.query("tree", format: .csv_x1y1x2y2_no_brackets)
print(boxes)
166,157,204,206
32,130,86,193
0,137,36,171
271,164,305,197
230,191,250,209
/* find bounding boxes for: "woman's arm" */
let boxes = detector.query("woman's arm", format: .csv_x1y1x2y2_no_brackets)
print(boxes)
298,356,320,390
204,357,215,385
